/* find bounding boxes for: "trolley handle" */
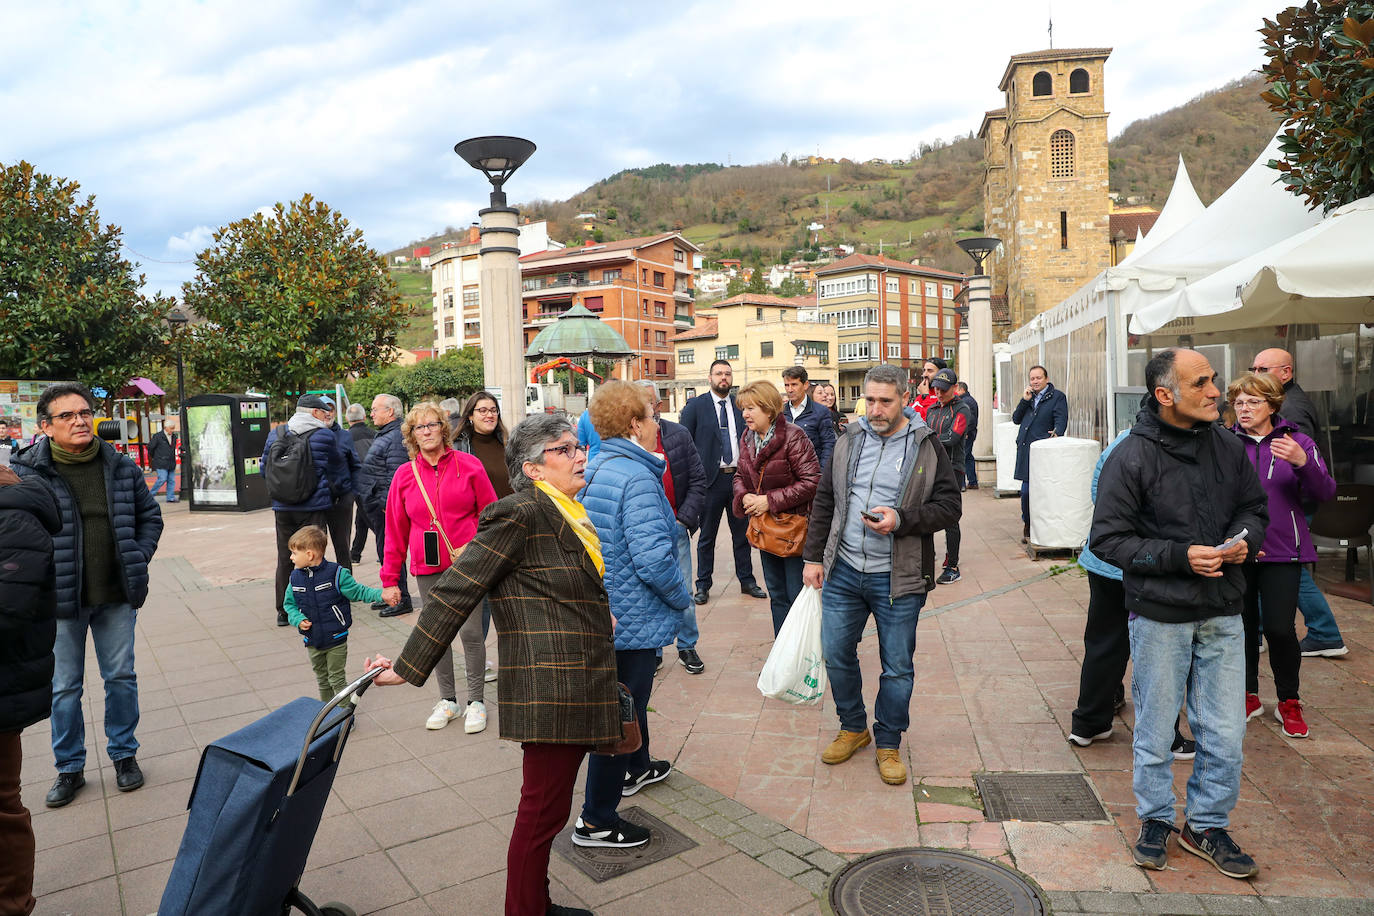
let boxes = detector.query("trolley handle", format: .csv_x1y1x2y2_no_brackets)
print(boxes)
286,667,382,797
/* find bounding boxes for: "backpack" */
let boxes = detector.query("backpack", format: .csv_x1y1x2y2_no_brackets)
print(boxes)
264,428,320,504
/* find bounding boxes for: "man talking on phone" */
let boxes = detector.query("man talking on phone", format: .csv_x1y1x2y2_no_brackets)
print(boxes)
1090,349,1268,879
801,365,961,787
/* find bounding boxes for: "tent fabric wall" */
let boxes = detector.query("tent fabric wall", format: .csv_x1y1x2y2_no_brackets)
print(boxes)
995,421,1020,493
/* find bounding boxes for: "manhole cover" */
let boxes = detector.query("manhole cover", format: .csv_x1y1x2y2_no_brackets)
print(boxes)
974,772,1108,822
552,805,698,882
828,848,1045,916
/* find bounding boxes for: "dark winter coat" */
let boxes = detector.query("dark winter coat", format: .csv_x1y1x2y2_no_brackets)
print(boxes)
732,414,821,520
147,430,177,471
289,559,351,649
660,418,706,531
1231,415,1335,564
260,423,346,513
786,398,837,471
348,421,377,464
926,396,973,470
12,439,164,618
1278,380,1321,444
678,391,746,487
358,418,409,523
330,422,361,499
1011,383,1068,480
0,476,62,732
1089,405,1269,624
960,392,980,446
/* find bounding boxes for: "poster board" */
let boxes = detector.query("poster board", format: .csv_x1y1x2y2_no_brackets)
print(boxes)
186,403,237,506
0,379,77,443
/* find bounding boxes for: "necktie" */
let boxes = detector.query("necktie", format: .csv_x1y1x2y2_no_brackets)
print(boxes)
718,399,732,465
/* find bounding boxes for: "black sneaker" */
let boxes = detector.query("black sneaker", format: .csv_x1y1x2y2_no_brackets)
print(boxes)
379,601,413,618
1171,734,1197,761
547,905,593,916
44,772,86,808
370,600,388,611
1068,727,1112,747
350,553,363,564
1179,823,1258,879
1299,635,1349,658
678,648,704,675
113,756,144,792
1131,818,1176,870
571,816,650,848
936,566,961,585
622,759,671,796
276,610,290,627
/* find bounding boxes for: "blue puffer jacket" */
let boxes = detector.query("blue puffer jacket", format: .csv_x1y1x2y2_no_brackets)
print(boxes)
260,422,345,512
579,437,692,649
358,418,409,522
329,422,361,499
12,439,164,618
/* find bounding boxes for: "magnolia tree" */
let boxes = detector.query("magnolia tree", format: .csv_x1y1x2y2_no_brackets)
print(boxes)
182,194,408,397
0,160,172,394
1261,2,1374,211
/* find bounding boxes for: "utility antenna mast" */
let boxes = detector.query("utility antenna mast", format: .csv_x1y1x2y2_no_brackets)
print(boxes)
1047,2,1054,48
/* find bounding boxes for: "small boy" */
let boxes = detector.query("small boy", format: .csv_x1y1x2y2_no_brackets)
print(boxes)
283,526,383,705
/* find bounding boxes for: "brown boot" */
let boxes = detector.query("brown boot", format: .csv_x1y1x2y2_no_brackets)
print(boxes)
821,728,872,765
876,748,907,785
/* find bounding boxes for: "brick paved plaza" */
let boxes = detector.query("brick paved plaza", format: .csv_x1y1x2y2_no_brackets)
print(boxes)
22,489,1374,915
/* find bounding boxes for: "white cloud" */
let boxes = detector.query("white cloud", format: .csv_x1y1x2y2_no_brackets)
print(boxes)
166,225,217,256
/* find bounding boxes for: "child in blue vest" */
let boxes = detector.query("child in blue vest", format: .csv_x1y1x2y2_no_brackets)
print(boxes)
283,526,383,705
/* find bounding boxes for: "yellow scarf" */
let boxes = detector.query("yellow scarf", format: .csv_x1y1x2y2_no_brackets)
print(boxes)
535,480,604,577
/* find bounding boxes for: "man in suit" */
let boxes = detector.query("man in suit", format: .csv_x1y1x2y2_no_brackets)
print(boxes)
781,366,835,470
678,360,765,604
955,381,979,490
1012,365,1068,541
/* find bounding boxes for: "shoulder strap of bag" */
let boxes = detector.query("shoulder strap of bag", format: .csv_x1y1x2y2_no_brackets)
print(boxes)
411,459,458,557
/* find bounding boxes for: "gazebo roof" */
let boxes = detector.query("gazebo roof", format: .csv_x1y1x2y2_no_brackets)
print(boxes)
525,305,635,359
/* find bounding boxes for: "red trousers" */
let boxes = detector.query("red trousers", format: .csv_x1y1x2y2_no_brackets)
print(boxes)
0,730,35,916
506,742,589,916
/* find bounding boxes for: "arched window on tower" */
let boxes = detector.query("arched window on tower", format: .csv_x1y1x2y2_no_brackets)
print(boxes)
1050,129,1075,179
1070,68,1090,93
1032,71,1052,96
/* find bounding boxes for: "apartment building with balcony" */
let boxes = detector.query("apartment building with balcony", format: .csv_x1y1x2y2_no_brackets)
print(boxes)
814,254,967,409
667,293,837,414
519,232,699,382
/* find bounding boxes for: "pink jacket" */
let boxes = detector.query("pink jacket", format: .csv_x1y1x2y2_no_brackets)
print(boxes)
380,448,497,585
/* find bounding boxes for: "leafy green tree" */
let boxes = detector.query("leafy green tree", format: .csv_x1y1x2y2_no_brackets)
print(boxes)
775,276,808,298
724,276,747,298
0,160,172,396
1260,4,1374,210
182,194,409,398
347,346,486,410
746,269,769,294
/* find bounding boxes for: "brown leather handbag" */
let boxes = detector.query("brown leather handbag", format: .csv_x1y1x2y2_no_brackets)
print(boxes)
593,683,642,756
744,457,808,558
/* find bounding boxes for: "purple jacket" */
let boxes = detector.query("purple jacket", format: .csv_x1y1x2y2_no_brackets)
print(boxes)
1231,416,1335,563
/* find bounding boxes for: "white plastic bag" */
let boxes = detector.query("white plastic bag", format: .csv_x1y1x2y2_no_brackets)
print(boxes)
757,586,826,705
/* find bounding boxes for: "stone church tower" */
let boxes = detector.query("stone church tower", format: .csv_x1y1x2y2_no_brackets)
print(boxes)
978,48,1112,331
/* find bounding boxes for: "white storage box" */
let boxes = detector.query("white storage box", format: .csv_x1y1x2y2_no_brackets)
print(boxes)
1028,436,1101,548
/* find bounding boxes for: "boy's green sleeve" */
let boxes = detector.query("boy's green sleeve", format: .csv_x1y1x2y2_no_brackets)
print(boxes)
336,568,384,604
284,586,306,628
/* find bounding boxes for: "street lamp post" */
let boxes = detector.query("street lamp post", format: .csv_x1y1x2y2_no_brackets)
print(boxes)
455,135,537,433
955,237,1000,465
165,308,190,502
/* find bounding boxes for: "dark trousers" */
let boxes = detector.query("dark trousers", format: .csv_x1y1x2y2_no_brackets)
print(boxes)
1020,479,1030,526
1243,563,1302,701
373,520,410,603
1071,572,1133,736
506,741,588,916
964,440,978,486
326,494,354,573
759,552,804,635
351,498,374,560
273,509,328,614
695,472,755,592
943,521,961,568
0,730,34,916
581,648,656,828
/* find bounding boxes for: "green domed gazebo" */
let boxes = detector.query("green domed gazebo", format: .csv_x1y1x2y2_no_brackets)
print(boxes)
525,304,635,361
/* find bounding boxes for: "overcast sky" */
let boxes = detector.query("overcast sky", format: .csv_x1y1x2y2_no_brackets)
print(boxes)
1,0,1284,297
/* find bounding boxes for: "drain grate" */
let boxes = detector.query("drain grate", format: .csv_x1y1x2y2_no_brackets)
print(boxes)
974,772,1108,822
828,847,1045,916
551,805,698,883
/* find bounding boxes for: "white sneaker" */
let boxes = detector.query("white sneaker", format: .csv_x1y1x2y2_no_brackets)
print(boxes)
484,661,497,683
425,699,460,730
464,700,488,734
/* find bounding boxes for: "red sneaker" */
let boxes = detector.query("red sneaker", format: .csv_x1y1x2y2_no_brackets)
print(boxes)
1275,699,1309,738
1244,693,1263,722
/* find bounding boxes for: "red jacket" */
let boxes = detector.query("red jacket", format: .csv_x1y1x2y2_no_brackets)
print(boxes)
911,392,939,420
381,448,497,585
732,414,821,518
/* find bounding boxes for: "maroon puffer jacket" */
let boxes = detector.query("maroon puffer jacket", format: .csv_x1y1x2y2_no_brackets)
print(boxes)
732,414,821,518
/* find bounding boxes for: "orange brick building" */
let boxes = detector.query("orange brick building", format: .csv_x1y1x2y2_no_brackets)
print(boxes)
519,233,699,380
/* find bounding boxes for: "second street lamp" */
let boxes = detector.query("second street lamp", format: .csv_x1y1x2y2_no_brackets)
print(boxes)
164,308,190,502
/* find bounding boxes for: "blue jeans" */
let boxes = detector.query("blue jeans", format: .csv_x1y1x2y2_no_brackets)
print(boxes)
52,603,141,773
759,552,804,636
674,523,698,649
1297,565,1343,643
964,448,978,487
581,648,657,828
151,468,177,501
820,558,925,748
1128,613,1245,829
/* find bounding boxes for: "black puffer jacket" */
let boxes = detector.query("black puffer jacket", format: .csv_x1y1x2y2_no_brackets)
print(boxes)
12,439,164,617
0,476,62,731
357,418,409,523
1089,405,1268,624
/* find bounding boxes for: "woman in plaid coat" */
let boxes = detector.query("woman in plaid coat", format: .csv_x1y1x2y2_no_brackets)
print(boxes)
367,413,616,916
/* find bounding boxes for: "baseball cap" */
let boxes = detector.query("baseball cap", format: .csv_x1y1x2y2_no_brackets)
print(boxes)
298,393,335,411
930,368,958,391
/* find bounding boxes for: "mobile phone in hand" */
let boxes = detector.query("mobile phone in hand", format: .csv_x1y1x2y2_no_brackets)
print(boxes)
860,509,882,523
